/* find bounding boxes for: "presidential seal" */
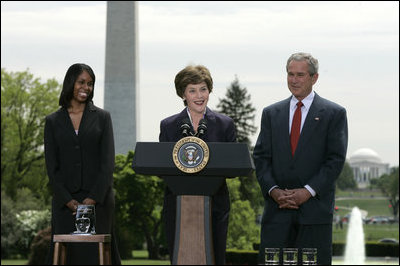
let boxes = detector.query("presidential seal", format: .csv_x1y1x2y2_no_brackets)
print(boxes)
172,136,209,173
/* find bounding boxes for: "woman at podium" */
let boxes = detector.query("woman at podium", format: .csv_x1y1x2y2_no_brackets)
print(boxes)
159,65,237,265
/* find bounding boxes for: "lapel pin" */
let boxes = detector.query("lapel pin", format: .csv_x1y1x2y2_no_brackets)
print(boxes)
315,117,320,121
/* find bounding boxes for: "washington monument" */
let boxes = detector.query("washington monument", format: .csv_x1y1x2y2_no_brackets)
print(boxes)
104,1,138,155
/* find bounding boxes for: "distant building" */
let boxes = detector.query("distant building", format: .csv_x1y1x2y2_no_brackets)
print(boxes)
348,148,390,189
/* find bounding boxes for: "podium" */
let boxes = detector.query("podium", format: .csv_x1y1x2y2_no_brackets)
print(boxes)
132,141,254,265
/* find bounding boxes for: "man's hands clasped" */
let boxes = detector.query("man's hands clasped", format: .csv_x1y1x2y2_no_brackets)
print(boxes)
270,188,311,209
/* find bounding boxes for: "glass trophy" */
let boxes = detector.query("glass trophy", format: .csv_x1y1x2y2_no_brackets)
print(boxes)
74,204,96,234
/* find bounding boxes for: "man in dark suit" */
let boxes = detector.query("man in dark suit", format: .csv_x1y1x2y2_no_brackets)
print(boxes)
253,53,348,265
159,65,236,265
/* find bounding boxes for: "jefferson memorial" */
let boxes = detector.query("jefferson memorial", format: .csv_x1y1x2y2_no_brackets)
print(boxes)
348,148,390,188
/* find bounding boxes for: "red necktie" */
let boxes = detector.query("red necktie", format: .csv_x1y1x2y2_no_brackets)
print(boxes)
290,101,303,156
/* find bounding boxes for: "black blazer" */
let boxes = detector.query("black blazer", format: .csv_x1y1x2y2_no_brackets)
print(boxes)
253,93,348,224
44,102,115,207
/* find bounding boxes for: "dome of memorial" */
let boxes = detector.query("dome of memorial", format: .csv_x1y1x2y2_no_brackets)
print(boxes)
349,148,382,164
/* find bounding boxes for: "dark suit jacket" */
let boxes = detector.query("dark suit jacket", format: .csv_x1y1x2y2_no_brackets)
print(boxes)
44,102,121,264
253,93,348,224
44,102,115,208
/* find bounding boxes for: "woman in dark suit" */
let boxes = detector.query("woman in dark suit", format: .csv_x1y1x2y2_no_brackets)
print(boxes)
44,63,121,265
159,65,236,265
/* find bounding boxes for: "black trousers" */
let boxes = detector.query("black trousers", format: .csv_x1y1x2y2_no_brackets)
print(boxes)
258,217,333,265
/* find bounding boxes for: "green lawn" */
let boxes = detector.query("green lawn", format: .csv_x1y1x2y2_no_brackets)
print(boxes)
122,259,170,265
1,260,27,265
333,223,399,242
335,189,385,198
335,198,392,217
122,250,170,265
0,251,171,265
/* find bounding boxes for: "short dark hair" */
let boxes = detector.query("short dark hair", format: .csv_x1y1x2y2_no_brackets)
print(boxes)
174,65,213,106
59,63,95,108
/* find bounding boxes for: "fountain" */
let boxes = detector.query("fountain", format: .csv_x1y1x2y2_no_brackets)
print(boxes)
344,206,365,265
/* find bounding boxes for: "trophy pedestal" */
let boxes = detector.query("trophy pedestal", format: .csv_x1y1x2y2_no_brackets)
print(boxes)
52,234,111,265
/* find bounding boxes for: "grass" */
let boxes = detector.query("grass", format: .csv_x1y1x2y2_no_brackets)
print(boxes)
335,198,392,217
122,259,170,265
333,223,399,242
122,250,170,265
1,251,171,265
1,260,27,265
335,189,385,198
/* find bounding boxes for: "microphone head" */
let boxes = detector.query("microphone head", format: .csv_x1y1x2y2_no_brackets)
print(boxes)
181,118,191,136
197,118,207,138
198,119,207,129
181,118,191,129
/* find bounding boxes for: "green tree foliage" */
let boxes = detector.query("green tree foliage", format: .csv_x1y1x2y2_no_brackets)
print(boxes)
336,161,357,190
217,76,262,250
113,151,166,259
1,68,60,201
216,75,257,145
217,76,261,211
226,179,259,250
378,167,399,218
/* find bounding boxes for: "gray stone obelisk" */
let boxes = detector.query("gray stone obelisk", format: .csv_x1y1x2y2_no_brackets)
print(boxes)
104,1,138,155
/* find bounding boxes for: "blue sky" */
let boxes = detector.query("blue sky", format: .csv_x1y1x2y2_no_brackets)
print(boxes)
1,1,399,166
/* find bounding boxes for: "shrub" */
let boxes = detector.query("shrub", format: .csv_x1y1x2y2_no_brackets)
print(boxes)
28,227,51,265
15,209,51,257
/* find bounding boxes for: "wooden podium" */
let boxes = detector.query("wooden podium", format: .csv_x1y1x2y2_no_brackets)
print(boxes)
132,141,254,265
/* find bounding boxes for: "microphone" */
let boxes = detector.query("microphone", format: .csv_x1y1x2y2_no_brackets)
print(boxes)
197,119,207,138
180,118,191,137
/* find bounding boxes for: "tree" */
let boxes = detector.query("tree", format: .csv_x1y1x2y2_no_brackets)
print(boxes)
226,178,259,250
336,161,357,190
378,167,399,218
217,75,261,210
216,75,257,145
113,151,166,259
1,68,60,201
217,76,262,249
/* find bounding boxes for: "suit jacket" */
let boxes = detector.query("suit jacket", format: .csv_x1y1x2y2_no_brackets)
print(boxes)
253,93,348,224
44,102,115,208
44,102,121,264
